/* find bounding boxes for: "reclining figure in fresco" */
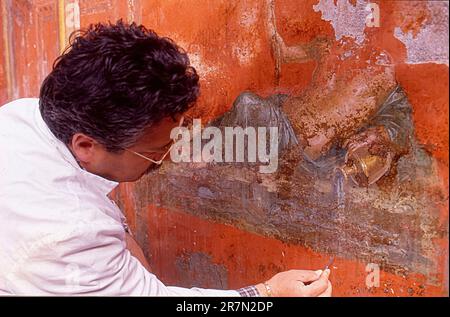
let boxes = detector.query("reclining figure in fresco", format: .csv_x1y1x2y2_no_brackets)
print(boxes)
213,64,413,188
211,34,413,187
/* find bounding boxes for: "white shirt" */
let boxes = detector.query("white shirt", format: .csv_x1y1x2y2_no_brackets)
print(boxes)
0,98,239,296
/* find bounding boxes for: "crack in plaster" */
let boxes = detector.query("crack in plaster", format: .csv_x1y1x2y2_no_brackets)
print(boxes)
313,0,370,45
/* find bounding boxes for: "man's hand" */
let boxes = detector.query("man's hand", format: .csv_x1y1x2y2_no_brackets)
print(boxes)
256,269,332,297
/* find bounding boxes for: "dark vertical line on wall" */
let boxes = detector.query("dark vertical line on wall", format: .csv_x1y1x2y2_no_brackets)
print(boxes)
267,0,281,87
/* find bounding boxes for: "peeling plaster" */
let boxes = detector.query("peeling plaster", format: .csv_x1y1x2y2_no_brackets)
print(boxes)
239,7,258,28
394,2,449,66
188,51,218,78
313,0,370,45
232,41,258,66
176,42,218,79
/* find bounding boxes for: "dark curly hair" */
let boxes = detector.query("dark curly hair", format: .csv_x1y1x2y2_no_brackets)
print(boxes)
39,20,199,151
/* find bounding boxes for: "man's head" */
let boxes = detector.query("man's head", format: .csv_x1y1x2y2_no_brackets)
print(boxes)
39,20,199,182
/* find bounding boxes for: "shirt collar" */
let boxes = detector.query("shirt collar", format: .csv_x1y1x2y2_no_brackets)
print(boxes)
34,103,119,194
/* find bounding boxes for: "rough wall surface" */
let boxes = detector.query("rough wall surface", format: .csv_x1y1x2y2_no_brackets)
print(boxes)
0,0,448,296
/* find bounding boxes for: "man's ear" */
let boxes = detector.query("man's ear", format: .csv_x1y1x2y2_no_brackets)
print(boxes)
70,133,98,164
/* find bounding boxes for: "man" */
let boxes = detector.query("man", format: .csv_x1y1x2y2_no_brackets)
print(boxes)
0,21,331,296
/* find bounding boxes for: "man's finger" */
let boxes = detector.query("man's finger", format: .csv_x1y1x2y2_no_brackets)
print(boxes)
291,269,322,283
303,269,330,296
318,280,332,297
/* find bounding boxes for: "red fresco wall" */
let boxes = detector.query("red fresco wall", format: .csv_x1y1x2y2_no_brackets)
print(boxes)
0,0,448,296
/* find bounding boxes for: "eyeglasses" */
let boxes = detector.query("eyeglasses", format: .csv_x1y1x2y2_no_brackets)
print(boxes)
124,116,185,165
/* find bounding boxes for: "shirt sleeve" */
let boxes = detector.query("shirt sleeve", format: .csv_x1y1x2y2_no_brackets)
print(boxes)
236,285,260,297
7,221,240,296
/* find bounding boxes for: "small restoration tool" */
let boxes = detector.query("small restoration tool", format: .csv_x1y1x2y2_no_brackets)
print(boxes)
323,256,335,271
302,257,335,285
